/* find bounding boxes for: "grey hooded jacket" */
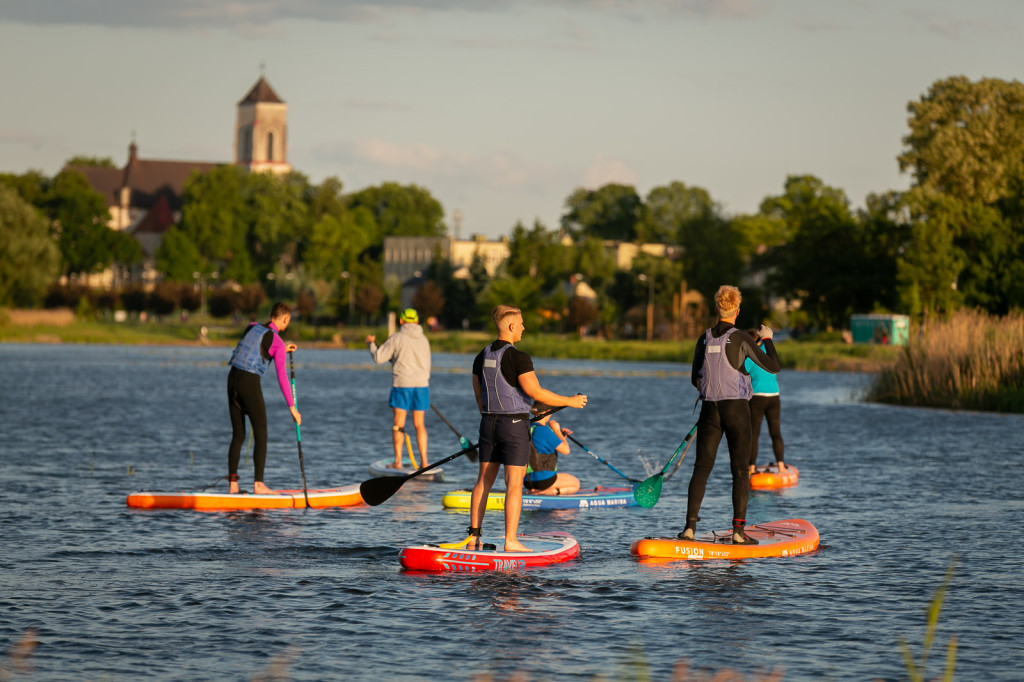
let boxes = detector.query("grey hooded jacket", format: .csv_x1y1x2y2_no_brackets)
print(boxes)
367,323,431,388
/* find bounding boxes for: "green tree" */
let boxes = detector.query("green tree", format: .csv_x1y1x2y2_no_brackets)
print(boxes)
44,170,112,276
0,185,61,307
173,165,250,280
65,156,116,168
480,276,543,330
346,182,445,241
245,171,310,278
561,184,642,241
304,178,377,283
503,220,572,290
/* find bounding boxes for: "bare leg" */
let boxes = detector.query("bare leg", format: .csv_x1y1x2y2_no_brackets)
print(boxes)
469,462,501,550
391,408,407,468
503,465,532,552
412,410,428,467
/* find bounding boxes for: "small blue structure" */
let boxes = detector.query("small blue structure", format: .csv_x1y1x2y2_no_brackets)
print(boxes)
850,314,910,345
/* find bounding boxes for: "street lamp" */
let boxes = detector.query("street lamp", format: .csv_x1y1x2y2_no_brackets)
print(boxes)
638,273,654,342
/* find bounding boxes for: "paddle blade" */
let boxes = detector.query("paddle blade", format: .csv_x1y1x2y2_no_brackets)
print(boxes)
359,475,408,507
460,436,479,463
633,474,664,509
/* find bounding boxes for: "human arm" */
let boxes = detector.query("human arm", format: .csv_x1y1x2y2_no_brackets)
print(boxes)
266,333,296,410
739,329,780,374
547,418,571,455
517,371,587,409
690,335,707,389
472,373,484,413
366,334,397,364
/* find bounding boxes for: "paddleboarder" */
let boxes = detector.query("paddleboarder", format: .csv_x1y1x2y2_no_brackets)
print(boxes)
746,332,787,475
468,305,588,552
524,401,581,496
366,308,432,469
226,302,301,495
681,286,779,545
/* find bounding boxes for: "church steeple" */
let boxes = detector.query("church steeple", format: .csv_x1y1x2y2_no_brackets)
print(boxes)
234,73,290,174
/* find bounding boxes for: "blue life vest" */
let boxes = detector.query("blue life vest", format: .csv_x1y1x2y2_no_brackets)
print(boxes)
698,327,752,401
480,343,532,415
744,357,780,395
228,323,273,375
526,423,558,480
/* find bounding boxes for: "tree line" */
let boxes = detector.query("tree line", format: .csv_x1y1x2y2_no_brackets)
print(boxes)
3,75,1023,335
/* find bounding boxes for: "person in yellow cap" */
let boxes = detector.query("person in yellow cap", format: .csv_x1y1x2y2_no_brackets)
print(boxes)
366,308,432,469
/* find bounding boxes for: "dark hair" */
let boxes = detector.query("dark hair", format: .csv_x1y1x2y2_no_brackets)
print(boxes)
270,302,291,320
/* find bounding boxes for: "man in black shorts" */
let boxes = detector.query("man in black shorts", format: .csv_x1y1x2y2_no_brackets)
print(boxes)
468,305,588,551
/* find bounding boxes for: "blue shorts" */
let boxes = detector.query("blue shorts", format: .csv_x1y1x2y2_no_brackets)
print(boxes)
389,387,429,412
478,414,531,467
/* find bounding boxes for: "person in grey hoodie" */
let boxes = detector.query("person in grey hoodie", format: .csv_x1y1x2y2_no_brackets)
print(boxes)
366,308,432,469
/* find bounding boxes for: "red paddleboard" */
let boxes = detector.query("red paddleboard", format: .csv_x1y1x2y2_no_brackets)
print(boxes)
126,484,363,510
399,531,579,572
630,518,819,561
750,463,799,490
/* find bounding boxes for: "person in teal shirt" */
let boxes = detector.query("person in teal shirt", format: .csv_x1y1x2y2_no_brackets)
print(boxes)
744,333,787,474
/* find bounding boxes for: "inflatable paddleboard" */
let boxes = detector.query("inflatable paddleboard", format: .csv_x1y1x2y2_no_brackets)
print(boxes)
750,463,799,490
126,484,363,510
630,518,819,561
368,458,445,482
442,486,637,511
399,531,579,572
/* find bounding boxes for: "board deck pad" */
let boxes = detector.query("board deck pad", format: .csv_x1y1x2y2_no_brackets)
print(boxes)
441,486,636,511
630,518,819,561
749,463,799,490
399,531,580,572
367,458,445,482
126,484,364,510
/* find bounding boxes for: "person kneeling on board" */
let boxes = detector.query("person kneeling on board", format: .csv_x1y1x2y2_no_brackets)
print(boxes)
225,302,301,495
682,285,779,545
523,401,580,496
469,305,588,552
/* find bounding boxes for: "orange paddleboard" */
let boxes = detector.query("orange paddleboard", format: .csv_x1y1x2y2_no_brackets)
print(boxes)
750,463,799,490
630,518,819,561
126,484,363,510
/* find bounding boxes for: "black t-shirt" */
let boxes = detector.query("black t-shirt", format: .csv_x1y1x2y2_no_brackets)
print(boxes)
472,340,534,388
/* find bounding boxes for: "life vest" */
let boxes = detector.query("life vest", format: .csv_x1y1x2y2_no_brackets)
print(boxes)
228,323,273,375
526,424,558,480
698,327,752,401
480,343,532,415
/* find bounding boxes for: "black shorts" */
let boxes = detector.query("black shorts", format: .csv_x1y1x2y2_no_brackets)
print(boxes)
524,474,557,491
478,414,531,467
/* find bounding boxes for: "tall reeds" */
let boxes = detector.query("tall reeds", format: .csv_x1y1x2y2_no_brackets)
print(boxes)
867,309,1024,412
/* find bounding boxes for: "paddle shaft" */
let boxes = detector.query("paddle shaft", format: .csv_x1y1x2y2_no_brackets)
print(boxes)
566,434,641,483
664,423,699,482
288,352,311,508
430,404,478,462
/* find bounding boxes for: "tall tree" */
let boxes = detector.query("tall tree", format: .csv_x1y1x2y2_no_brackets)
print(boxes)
0,185,61,307
346,182,446,241
45,169,113,277
561,184,642,241
896,189,965,317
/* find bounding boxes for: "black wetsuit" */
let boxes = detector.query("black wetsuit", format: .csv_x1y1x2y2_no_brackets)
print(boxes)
227,330,277,482
686,322,780,530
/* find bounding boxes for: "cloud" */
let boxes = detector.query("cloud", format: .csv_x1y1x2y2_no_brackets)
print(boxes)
581,155,637,188
902,8,1011,40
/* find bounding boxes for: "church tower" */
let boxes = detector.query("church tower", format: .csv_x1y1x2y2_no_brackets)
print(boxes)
235,75,291,174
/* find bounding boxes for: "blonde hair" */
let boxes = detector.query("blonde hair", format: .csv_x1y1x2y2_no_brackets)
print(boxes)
492,305,522,330
714,285,742,318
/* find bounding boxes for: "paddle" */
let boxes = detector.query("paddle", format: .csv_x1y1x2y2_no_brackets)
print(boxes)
431,404,478,463
566,434,642,483
360,405,567,507
288,351,311,509
664,424,699,482
632,422,699,509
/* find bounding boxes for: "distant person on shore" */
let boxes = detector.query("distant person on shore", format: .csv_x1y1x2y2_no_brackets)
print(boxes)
524,400,580,496
226,302,301,494
681,286,779,545
366,308,432,469
745,331,787,475
468,305,588,551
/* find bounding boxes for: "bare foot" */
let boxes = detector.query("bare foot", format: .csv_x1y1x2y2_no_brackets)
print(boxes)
386,462,403,470
503,541,533,553
253,482,275,495
229,481,240,494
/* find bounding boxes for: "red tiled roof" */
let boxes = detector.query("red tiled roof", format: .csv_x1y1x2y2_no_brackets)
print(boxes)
67,166,122,207
122,157,221,211
239,77,284,105
132,193,175,234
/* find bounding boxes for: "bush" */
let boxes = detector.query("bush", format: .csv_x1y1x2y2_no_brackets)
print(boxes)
149,282,181,317
207,289,237,319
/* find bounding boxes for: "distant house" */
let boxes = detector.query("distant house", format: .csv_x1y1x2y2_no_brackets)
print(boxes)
70,76,290,285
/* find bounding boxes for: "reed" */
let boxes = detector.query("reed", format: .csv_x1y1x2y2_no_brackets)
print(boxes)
900,557,958,682
867,310,1024,412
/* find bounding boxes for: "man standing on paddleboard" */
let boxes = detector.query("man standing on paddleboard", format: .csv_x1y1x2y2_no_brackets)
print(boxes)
366,308,432,469
682,286,779,544
468,305,588,552
226,302,301,495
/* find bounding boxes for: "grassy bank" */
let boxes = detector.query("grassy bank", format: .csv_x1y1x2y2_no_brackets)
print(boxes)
1,311,898,372
866,309,1024,412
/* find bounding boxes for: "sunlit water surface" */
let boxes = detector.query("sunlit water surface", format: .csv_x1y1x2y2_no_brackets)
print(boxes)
2,344,1023,680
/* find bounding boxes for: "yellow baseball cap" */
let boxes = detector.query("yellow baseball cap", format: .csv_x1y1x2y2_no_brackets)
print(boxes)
400,308,419,324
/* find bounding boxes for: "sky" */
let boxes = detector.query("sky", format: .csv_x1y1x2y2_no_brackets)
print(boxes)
1,0,1021,240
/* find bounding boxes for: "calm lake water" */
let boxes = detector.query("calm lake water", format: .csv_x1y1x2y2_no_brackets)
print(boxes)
2,343,1022,681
